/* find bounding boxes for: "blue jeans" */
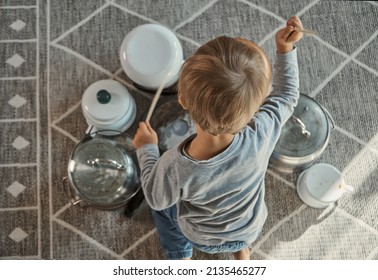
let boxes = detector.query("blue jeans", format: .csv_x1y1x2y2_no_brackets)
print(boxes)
151,204,247,259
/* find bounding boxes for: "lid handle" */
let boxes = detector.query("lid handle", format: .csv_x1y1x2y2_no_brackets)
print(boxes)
87,158,125,170
291,115,311,137
97,90,112,104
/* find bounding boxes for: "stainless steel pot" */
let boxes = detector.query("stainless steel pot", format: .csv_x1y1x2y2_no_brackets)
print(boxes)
269,94,335,173
63,131,140,210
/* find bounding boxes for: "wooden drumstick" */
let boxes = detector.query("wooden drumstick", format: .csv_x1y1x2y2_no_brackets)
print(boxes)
145,71,172,123
293,27,318,36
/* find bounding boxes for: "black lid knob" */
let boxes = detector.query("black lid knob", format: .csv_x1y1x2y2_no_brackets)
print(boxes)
97,90,111,104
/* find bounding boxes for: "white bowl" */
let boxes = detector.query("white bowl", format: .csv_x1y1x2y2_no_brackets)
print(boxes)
119,24,184,90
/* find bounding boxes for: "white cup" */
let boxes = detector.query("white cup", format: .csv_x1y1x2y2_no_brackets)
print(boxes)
296,163,354,208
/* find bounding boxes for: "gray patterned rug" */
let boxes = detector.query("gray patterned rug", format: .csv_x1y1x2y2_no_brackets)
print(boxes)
1,0,378,260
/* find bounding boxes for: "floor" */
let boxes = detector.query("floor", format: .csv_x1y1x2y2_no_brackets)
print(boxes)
1,0,378,259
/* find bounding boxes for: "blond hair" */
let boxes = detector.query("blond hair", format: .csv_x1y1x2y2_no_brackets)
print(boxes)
178,36,272,135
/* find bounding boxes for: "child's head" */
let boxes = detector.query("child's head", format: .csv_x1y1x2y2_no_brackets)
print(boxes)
178,36,272,135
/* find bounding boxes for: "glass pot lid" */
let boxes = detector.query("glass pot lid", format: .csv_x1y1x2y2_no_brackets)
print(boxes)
273,94,330,158
150,99,196,151
68,134,137,203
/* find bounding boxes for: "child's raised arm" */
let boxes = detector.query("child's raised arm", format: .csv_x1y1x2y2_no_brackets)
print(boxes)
275,16,304,54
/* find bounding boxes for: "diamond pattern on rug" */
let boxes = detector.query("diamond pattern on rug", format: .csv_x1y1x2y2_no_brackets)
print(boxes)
52,222,118,259
315,62,378,142
0,122,37,164
12,136,30,150
9,227,29,243
123,230,167,260
115,0,215,29
49,0,107,41
57,5,149,73
176,0,283,44
244,0,315,20
7,181,27,198
356,36,378,73
0,210,38,257
263,174,303,236
1,7,36,40
258,207,378,259
55,202,156,255
314,130,364,172
0,42,36,77
9,20,26,32
0,166,37,208
6,54,26,68
53,105,89,141
340,147,378,230
49,46,109,123
262,35,347,94
0,80,36,120
8,94,27,109
301,1,378,55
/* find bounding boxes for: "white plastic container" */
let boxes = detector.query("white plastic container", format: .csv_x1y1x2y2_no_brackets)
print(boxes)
81,79,136,135
296,163,354,208
119,24,184,90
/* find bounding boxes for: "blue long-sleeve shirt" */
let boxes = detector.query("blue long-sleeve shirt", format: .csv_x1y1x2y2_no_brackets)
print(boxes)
136,48,299,246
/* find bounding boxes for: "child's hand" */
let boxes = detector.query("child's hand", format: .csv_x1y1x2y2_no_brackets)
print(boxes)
133,121,158,149
275,16,304,54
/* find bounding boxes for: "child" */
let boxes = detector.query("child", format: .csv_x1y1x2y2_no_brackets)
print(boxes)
133,16,303,260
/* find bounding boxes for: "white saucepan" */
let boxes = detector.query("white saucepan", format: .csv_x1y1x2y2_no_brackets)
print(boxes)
119,23,184,90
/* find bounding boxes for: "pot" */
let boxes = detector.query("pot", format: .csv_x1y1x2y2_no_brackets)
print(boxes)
296,163,354,208
119,24,184,90
150,99,196,152
269,94,335,173
63,132,140,210
82,79,136,136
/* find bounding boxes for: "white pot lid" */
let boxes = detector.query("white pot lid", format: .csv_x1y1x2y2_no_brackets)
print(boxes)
82,80,132,125
119,24,183,88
